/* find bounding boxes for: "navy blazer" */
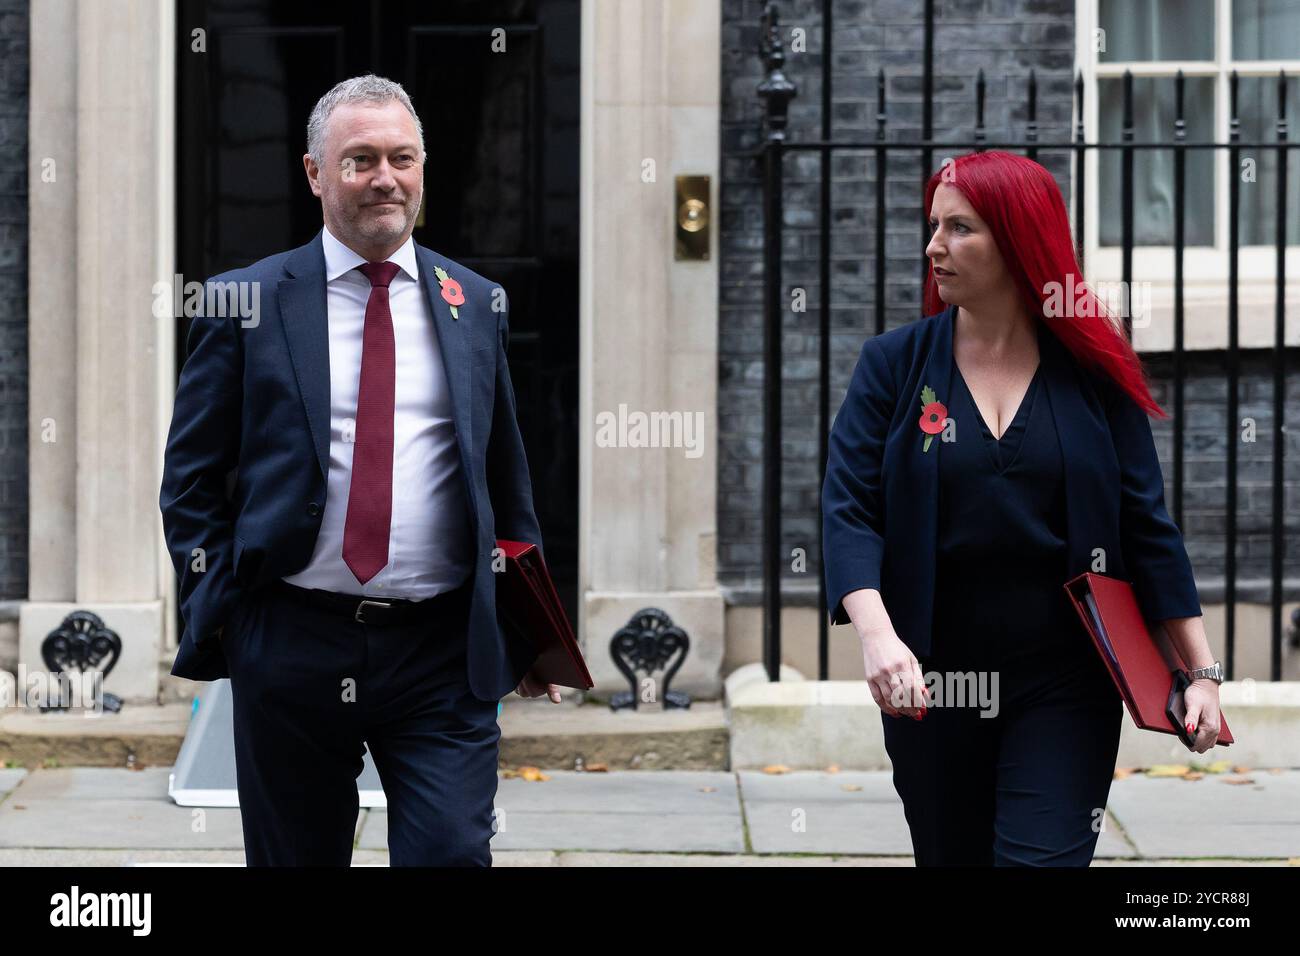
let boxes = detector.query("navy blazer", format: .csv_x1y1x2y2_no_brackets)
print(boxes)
822,302,1202,657
160,230,543,701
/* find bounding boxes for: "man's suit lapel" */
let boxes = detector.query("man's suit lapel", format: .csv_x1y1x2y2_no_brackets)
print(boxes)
278,232,332,480
415,244,474,457
414,242,483,523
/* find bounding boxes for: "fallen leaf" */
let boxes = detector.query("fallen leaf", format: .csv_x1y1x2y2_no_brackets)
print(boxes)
1205,760,1232,774
585,763,609,773
518,766,550,782
825,764,841,774
1113,768,1136,780
1146,765,1190,777
699,786,716,793
763,764,791,775
841,783,862,792
1183,771,1204,781
1221,775,1256,786
1232,765,1252,774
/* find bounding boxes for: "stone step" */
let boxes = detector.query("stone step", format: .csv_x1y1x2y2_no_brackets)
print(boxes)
726,675,1300,770
0,692,730,772
0,701,193,769
498,696,729,771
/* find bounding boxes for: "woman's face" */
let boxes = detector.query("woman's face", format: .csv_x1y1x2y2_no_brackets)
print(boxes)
925,182,1013,307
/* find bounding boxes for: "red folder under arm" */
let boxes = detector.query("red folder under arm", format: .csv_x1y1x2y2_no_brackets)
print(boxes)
495,539,594,690
1064,572,1233,748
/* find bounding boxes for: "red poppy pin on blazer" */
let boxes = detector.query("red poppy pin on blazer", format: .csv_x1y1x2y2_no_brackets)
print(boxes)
433,265,465,319
918,385,947,452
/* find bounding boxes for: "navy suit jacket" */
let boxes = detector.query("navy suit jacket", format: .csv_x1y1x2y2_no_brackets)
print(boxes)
160,229,543,701
822,302,1202,658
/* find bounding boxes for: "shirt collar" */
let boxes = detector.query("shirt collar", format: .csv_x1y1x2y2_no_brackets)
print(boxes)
321,222,419,283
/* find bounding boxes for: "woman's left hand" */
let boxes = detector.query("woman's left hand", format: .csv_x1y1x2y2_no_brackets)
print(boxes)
1183,678,1222,753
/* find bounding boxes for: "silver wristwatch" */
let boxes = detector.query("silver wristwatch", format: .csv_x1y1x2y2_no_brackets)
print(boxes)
1187,661,1224,684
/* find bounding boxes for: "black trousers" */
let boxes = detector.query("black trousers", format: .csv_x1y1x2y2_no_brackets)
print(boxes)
881,633,1124,867
220,578,500,866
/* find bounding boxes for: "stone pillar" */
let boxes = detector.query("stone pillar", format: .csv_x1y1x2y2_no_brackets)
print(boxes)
22,0,174,704
579,0,725,699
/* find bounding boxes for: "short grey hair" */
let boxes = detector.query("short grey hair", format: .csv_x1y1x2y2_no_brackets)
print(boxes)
306,74,425,167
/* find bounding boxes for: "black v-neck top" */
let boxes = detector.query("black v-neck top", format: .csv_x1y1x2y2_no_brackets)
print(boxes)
958,363,1040,473
933,336,1077,655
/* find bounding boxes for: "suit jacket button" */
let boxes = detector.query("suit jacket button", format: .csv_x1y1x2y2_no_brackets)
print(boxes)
307,502,320,516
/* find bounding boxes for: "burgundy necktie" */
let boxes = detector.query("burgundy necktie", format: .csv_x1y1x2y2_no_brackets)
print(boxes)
343,260,401,584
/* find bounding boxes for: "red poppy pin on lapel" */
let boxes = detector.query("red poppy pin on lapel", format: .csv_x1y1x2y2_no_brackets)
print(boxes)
918,385,947,452
433,265,465,319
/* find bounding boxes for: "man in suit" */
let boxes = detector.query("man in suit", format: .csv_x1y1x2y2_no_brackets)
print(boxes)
159,74,561,866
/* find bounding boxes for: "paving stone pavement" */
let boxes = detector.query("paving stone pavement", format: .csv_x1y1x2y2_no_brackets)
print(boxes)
0,766,1296,865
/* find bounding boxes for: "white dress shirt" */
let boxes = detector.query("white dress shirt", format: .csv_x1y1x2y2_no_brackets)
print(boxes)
280,224,474,598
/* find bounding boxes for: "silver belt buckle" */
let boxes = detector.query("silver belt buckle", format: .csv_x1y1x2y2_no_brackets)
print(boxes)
355,599,393,623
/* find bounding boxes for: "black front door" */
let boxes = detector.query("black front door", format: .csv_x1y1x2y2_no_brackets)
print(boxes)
176,0,580,630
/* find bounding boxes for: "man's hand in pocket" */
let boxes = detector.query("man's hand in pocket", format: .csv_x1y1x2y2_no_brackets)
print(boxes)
514,670,561,703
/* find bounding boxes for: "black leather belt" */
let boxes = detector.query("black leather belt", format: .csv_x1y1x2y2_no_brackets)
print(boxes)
267,578,471,626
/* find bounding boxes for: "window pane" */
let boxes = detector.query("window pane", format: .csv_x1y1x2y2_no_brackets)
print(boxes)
1099,0,1214,62
1233,0,1300,60
1235,76,1300,245
1099,77,1215,246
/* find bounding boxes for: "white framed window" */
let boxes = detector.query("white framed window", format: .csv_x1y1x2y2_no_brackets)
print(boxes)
1075,0,1300,351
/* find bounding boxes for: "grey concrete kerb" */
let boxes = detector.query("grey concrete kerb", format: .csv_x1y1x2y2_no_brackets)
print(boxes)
725,670,1300,771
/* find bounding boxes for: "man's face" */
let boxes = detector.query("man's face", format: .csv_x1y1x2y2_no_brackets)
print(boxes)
304,99,423,257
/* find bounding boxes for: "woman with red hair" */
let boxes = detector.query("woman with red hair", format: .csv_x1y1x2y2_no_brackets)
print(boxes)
822,150,1223,866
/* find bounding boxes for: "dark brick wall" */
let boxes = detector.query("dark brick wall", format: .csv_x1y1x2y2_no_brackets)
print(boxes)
0,0,27,602
718,0,1300,605
1143,353,1300,603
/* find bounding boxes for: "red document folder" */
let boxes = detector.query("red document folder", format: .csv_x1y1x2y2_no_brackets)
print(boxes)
495,539,593,690
1064,572,1233,748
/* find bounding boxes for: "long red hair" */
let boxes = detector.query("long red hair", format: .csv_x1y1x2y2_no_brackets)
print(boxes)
922,150,1165,418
